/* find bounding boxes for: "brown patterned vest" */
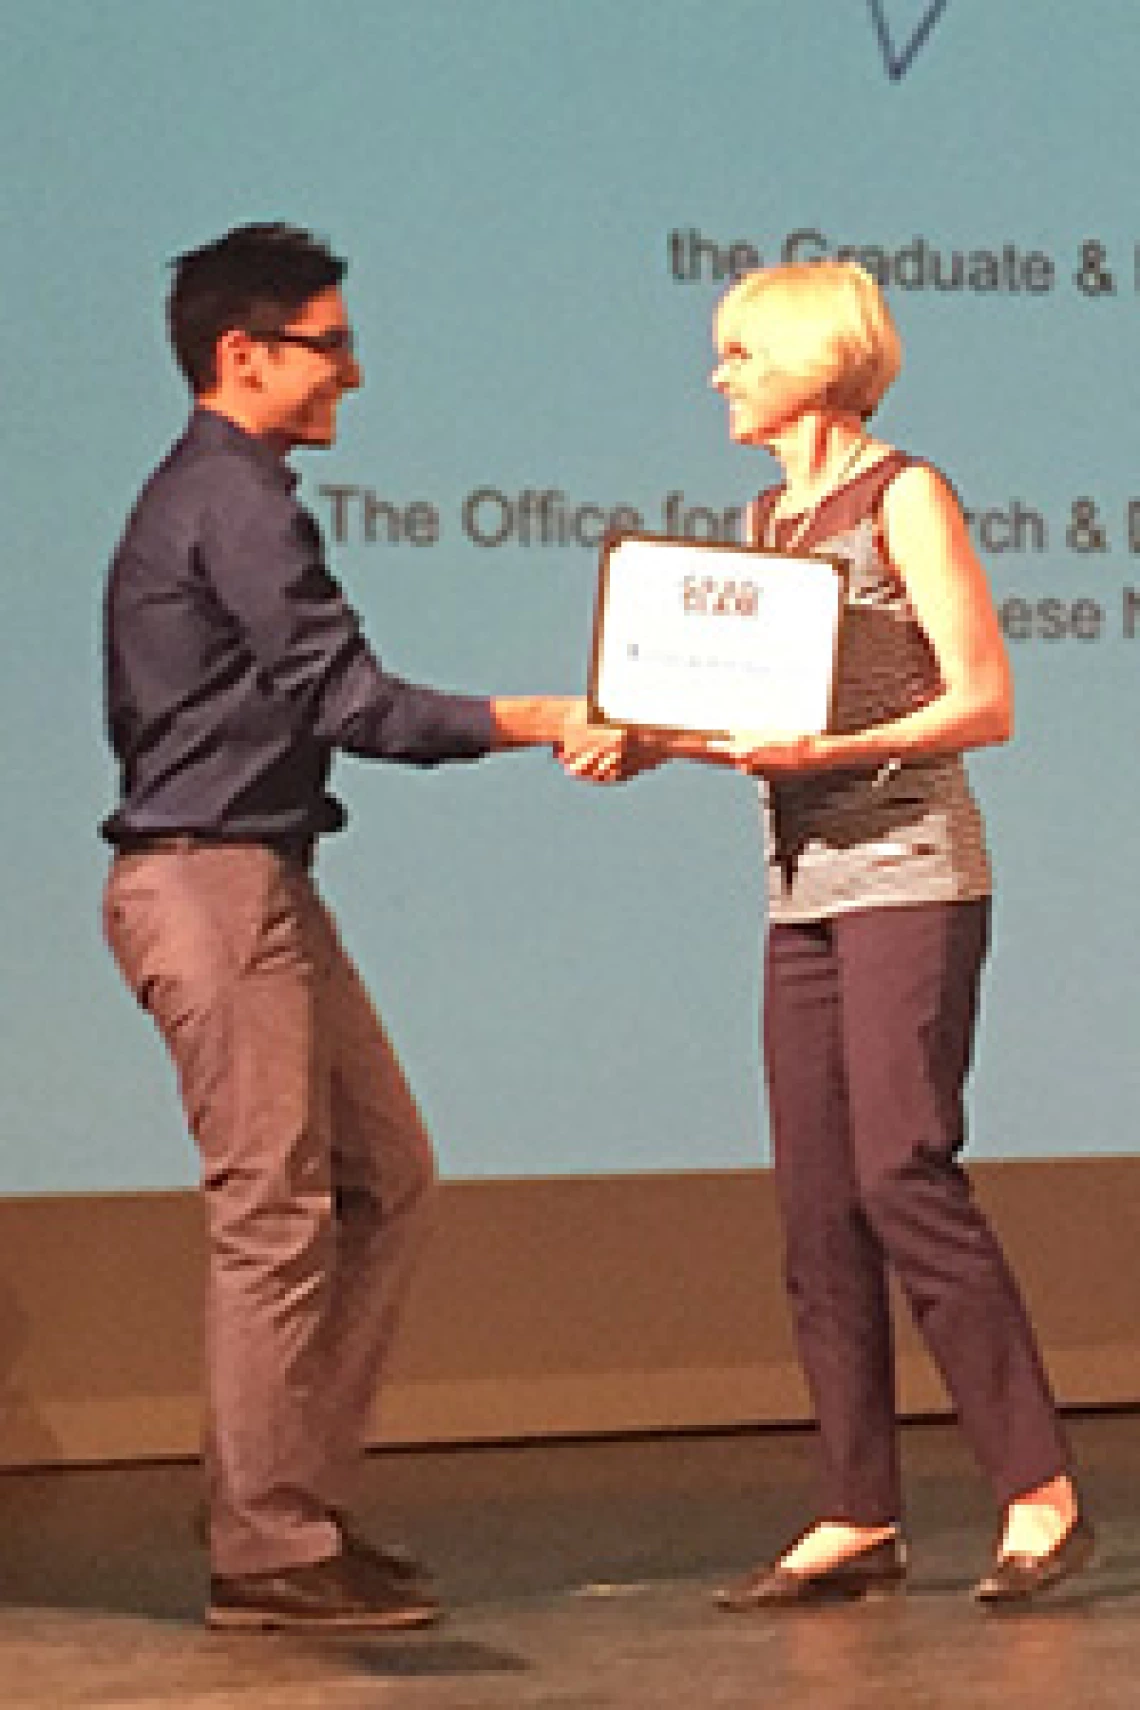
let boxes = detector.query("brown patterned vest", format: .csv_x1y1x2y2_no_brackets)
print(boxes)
750,453,992,922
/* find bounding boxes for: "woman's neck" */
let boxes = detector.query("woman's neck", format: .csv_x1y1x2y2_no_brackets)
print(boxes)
770,413,873,514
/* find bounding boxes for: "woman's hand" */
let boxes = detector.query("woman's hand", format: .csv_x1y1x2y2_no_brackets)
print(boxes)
705,732,818,776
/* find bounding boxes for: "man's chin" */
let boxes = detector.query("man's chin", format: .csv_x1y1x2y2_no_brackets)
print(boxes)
297,419,337,448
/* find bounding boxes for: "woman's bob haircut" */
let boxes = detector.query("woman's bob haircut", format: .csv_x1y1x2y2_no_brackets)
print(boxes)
716,259,902,419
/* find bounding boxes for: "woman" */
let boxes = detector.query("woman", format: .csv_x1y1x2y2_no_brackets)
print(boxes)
572,260,1092,1605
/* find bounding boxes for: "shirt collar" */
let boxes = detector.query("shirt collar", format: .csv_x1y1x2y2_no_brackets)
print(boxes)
188,407,299,493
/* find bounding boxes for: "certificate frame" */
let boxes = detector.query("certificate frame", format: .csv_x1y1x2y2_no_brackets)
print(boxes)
587,531,847,738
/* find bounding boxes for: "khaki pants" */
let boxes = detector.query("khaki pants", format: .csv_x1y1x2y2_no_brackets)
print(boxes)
104,842,436,1576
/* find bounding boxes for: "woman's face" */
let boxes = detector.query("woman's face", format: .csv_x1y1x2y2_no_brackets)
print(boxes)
709,303,820,445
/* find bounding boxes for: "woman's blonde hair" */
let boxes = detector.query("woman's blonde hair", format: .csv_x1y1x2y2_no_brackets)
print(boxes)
716,260,902,418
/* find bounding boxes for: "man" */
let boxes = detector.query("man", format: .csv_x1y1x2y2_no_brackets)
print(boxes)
101,223,612,1632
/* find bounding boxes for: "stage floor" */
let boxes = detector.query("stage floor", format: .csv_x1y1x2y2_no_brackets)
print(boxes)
1,1411,1136,1708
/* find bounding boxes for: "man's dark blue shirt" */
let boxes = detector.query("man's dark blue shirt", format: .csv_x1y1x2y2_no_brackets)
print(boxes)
103,409,494,849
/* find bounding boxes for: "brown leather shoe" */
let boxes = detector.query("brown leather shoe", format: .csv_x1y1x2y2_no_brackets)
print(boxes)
338,1517,431,1585
716,1534,907,1611
206,1551,442,1632
194,1501,429,1584
973,1514,1096,1606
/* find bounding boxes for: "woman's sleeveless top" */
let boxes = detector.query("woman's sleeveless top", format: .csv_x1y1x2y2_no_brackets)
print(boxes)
750,451,992,923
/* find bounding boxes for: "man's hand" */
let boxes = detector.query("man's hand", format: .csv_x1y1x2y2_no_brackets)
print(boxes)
556,702,659,784
556,700,627,783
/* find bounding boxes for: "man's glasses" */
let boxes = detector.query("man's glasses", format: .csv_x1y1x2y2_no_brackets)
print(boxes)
256,326,357,359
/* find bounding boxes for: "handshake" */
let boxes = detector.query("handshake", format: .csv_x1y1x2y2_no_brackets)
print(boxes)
559,729,650,785
547,697,821,783
554,701,660,786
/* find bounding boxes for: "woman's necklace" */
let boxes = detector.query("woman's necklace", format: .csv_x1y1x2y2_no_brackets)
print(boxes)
768,436,868,552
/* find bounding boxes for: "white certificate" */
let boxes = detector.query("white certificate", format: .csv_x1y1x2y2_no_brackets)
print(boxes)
588,533,846,736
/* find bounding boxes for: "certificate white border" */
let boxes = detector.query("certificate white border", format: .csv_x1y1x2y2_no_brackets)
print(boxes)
588,533,847,737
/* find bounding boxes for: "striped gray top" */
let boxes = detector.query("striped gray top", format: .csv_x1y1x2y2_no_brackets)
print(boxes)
751,453,992,924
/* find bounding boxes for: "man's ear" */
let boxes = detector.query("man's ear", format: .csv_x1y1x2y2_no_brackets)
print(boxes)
216,327,262,390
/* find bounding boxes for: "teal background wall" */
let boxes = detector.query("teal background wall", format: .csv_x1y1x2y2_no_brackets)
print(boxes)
2,2,1138,1190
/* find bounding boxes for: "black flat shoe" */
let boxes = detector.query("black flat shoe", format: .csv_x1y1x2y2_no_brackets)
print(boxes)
973,1514,1096,1606
715,1534,907,1610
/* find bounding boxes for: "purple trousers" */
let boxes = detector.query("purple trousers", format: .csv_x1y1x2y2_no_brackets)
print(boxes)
764,898,1070,1524
104,843,436,1575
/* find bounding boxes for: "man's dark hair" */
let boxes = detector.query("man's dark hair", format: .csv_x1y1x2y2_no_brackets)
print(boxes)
167,223,347,393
